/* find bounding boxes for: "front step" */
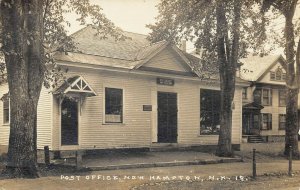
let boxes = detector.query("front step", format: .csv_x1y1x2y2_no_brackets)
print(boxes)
150,143,179,152
248,135,264,143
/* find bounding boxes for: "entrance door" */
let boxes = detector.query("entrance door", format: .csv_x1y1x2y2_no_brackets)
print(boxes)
61,98,78,145
157,92,177,143
242,113,250,135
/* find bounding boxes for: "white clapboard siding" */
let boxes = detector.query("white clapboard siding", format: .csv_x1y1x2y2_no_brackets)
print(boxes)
142,47,191,72
0,84,52,149
52,68,152,150
0,83,9,145
36,87,52,149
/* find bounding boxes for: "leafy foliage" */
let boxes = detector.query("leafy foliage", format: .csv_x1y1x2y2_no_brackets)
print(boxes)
147,0,265,69
0,0,127,89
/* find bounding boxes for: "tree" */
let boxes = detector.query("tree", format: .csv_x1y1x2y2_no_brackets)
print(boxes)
261,0,300,157
148,0,259,156
0,0,125,178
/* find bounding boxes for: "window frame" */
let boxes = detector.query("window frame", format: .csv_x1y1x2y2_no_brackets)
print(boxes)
270,67,286,82
262,88,272,106
278,114,286,130
200,89,221,135
2,93,10,125
103,87,124,124
262,113,272,130
278,89,286,107
242,87,247,99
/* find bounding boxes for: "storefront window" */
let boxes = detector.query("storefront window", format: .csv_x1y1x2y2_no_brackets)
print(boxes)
200,89,221,135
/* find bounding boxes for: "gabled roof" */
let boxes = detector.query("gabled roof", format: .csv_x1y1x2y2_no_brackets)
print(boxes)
239,55,285,82
55,26,204,77
70,25,149,61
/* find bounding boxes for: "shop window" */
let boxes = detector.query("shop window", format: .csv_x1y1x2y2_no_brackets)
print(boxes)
200,89,221,135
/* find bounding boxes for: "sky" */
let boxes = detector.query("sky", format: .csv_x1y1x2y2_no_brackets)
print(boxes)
66,0,160,35
64,0,300,55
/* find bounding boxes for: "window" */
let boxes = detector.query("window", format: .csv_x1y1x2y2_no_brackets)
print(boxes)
262,113,272,130
105,88,123,123
242,87,247,99
254,88,272,105
278,90,286,107
270,67,286,81
200,89,221,135
2,93,9,124
262,88,272,106
279,114,286,130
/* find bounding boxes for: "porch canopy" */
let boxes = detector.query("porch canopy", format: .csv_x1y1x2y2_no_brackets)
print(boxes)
53,75,97,98
243,102,264,112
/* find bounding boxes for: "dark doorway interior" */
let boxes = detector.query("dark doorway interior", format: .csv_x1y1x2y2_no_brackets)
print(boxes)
61,98,78,145
157,92,178,143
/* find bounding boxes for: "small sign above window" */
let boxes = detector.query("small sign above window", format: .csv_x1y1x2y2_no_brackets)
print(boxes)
157,78,175,86
143,105,152,111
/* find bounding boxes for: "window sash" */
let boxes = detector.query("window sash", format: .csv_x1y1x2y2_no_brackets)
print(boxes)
278,90,286,106
105,88,123,123
279,114,286,130
262,113,272,130
3,96,9,124
242,88,247,99
262,89,272,106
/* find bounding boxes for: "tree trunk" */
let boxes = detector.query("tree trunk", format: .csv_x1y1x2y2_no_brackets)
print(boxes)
284,12,299,158
215,1,234,157
0,0,44,177
215,0,241,157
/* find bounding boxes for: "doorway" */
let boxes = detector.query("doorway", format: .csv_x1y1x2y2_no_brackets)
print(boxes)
61,98,78,145
157,92,178,143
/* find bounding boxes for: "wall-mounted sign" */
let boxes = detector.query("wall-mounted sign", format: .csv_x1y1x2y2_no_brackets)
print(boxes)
143,105,152,111
156,78,175,86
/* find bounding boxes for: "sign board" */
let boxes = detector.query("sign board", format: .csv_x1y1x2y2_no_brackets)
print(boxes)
156,78,175,86
143,105,152,111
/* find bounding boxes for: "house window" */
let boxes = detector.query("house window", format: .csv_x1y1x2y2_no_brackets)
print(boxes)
278,90,286,107
270,67,286,81
262,113,272,130
2,93,9,124
242,87,247,99
105,88,123,123
262,88,272,106
200,89,221,135
279,114,286,130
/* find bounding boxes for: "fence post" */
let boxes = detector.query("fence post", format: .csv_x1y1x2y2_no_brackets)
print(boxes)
44,146,50,166
253,148,256,179
76,151,82,169
289,145,292,176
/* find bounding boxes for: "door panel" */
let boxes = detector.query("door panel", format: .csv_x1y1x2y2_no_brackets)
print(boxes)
157,92,177,143
61,98,78,145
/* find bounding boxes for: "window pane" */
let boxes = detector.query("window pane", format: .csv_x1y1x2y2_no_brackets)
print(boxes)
2,95,9,124
262,114,272,130
270,72,275,80
200,89,220,135
105,88,123,123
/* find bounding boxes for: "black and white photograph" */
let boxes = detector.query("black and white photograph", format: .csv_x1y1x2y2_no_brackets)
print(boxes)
0,0,300,189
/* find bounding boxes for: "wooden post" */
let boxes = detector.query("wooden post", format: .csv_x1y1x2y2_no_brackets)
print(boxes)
44,146,50,166
252,148,256,179
76,151,82,169
289,145,292,176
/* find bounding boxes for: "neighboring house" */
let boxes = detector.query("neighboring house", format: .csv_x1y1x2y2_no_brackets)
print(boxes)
239,55,287,142
0,26,247,153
